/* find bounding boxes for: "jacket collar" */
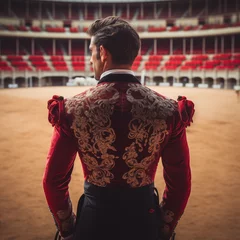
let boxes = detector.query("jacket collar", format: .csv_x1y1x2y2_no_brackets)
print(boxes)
100,69,135,79
98,74,141,84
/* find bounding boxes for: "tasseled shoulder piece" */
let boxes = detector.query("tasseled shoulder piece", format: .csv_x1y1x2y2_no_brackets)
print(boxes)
47,95,65,127
177,96,195,127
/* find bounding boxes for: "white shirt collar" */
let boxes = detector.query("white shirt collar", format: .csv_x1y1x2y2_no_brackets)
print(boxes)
100,69,135,80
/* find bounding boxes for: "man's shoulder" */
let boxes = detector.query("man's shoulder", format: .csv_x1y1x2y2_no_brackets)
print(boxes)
129,83,177,104
126,84,178,119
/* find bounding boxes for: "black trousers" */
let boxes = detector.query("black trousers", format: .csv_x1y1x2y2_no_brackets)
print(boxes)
73,181,161,240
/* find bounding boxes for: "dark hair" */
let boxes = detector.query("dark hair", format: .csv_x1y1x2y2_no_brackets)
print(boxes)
87,16,140,65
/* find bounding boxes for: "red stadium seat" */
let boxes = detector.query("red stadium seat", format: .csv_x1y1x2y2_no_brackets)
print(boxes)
191,55,208,61
233,54,240,60
0,61,9,67
35,66,52,71
11,61,29,67
29,56,45,61
70,27,79,33
213,54,232,60
180,65,196,70
7,56,23,61
73,66,85,71
54,66,68,71
149,55,163,61
52,61,67,67
169,55,186,61
135,55,142,61
0,66,13,71
31,61,48,67
51,56,64,61
31,26,41,32
72,56,85,61
46,27,65,33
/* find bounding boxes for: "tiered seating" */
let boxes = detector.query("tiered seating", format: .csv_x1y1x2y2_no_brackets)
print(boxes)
183,26,199,31
234,54,240,60
70,27,79,33
178,55,208,70
19,26,28,31
213,54,231,60
169,26,181,31
191,55,208,61
7,55,32,71
82,27,88,32
216,59,240,70
148,26,166,32
51,56,68,71
0,58,12,71
1,52,240,74
30,26,41,32
169,55,186,61
45,26,65,33
173,48,183,55
232,22,240,27
199,60,221,70
71,56,85,71
1,0,240,23
161,55,185,70
145,55,162,70
132,55,142,71
5,25,16,31
180,60,203,70
1,21,240,35
201,24,229,30
163,61,182,70
148,55,162,63
29,56,51,71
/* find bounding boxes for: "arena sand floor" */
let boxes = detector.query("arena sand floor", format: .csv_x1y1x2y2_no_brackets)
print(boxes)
0,86,239,240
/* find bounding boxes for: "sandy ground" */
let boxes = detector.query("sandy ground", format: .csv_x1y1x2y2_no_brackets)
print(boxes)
0,86,240,240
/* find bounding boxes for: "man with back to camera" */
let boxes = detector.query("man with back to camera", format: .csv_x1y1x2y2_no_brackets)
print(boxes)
43,16,195,240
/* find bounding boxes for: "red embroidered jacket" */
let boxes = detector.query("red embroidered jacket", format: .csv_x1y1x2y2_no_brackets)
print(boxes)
43,74,194,239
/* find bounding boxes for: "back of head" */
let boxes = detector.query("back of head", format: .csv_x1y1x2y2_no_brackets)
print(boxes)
87,16,141,65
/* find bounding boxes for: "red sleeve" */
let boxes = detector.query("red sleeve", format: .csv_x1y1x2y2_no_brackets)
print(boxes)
43,95,78,238
159,96,194,239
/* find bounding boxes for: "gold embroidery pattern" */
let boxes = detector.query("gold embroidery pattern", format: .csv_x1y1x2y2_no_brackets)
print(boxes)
65,84,120,186
122,84,177,187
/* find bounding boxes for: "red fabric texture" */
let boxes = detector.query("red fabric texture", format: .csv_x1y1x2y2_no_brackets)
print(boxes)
44,95,77,237
48,95,65,127
43,80,195,239
177,96,195,127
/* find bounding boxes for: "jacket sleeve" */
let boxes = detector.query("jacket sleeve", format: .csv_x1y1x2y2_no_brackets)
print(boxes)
159,96,194,239
43,95,78,238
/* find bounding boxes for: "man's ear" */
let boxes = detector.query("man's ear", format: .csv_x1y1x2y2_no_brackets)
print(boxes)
99,45,108,62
